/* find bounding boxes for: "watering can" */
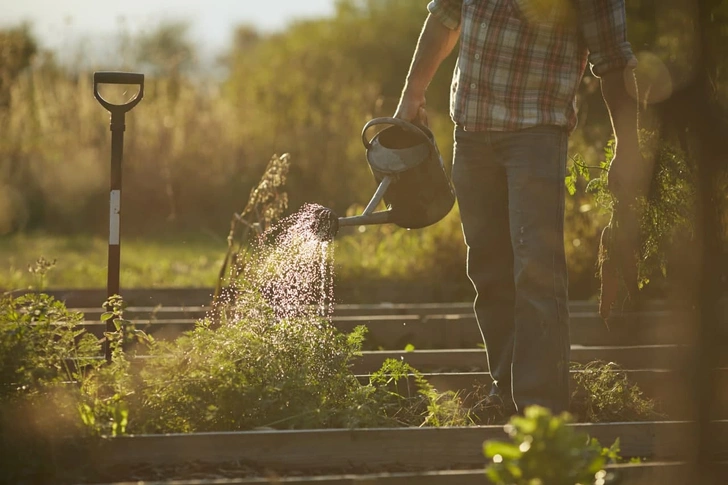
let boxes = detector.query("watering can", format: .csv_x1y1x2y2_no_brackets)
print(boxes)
314,117,455,240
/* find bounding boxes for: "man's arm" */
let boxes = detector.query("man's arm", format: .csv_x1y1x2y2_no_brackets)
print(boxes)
600,68,645,198
577,0,643,199
394,13,461,123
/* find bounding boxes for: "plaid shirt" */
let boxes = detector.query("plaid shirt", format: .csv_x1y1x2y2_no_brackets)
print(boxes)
428,0,637,132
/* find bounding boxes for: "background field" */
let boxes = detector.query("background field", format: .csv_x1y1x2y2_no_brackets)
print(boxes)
1,0,726,301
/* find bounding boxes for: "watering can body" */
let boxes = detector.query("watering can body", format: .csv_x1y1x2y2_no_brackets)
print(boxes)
338,117,456,230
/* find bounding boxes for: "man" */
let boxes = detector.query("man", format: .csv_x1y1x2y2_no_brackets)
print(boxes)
394,0,640,415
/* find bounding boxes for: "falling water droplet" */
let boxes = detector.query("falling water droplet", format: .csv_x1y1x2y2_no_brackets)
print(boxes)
242,203,337,321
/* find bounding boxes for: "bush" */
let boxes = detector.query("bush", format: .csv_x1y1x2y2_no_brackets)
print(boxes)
484,406,622,485
0,292,99,399
570,361,661,422
138,286,384,432
0,292,101,483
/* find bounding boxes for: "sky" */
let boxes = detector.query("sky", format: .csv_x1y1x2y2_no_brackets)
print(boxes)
2,0,337,60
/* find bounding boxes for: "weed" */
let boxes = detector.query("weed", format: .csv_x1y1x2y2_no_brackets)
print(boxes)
570,361,662,422
367,358,471,427
78,295,154,436
27,256,56,291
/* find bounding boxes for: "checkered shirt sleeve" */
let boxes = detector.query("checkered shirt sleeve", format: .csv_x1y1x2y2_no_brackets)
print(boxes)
427,0,463,30
577,0,638,77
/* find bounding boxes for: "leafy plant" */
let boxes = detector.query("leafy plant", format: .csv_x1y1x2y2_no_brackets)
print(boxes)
0,293,101,482
570,361,661,423
138,286,385,432
0,293,98,399
484,405,621,485
78,295,153,436
368,358,470,427
27,256,56,290
567,132,695,314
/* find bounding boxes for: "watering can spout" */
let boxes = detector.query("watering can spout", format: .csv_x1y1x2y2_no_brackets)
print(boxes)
311,173,395,240
337,210,391,227
310,206,392,242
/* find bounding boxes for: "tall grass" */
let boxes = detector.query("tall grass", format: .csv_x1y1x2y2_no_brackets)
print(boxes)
0,69,251,234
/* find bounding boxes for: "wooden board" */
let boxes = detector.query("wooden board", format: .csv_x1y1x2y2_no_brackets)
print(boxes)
71,300,673,320
19,288,673,313
90,421,727,471
76,310,701,348
351,345,728,373
90,461,723,485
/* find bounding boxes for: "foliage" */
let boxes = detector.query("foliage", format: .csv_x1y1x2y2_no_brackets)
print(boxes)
135,20,196,77
0,292,100,483
0,293,98,400
137,294,470,432
367,358,471,427
78,296,152,436
567,132,695,295
0,24,36,106
138,286,382,432
570,361,661,423
484,406,621,485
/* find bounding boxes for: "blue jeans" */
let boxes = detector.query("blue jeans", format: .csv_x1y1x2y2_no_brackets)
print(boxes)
452,125,570,413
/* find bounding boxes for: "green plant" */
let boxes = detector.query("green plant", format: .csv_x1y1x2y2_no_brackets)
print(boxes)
367,358,470,427
566,132,695,313
0,293,101,482
484,405,621,485
0,293,99,399
570,361,661,422
27,256,56,290
138,285,386,432
78,295,153,436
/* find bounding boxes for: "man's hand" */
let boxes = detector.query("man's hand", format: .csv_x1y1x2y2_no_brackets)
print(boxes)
607,142,650,202
394,94,428,125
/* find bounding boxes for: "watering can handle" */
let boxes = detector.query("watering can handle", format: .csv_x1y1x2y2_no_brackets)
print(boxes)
93,71,145,113
361,117,431,150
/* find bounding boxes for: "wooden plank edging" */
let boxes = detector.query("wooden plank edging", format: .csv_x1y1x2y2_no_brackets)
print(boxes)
75,310,698,348
91,421,727,471
86,461,726,485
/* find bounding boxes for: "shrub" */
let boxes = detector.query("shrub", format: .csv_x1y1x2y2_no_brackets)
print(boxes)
484,406,621,485
0,292,99,399
570,361,661,422
0,293,101,483
138,286,386,432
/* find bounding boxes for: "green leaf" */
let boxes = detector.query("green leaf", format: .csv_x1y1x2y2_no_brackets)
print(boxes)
565,174,577,196
484,440,522,460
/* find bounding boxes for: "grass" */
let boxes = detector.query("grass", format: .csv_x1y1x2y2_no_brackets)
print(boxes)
0,209,468,292
0,232,226,290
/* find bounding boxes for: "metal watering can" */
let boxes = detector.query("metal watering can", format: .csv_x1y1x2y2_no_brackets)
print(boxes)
314,117,456,240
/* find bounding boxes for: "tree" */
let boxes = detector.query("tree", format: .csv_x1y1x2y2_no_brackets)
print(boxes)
0,25,37,107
